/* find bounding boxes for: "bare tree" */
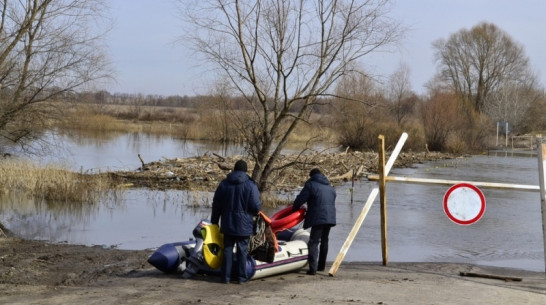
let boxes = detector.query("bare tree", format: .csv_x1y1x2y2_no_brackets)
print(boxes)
0,0,111,154
521,89,546,133
433,22,532,114
183,0,402,191
419,92,461,151
387,62,414,125
208,77,238,143
486,79,539,135
334,70,385,149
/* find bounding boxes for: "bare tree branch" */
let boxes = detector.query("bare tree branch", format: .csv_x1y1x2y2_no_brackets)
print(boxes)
0,0,112,154
182,0,402,190
433,22,532,114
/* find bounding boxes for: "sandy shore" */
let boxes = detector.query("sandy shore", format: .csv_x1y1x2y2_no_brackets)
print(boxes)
1,237,545,305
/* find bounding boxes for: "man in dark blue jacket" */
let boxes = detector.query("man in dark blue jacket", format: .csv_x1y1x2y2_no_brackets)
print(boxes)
211,160,261,284
292,168,336,275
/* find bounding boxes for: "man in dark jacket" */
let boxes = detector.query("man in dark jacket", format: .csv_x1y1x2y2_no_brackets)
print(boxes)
211,160,261,284
292,168,336,275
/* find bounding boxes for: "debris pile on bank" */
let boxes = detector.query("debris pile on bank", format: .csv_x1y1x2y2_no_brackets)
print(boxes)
109,151,455,192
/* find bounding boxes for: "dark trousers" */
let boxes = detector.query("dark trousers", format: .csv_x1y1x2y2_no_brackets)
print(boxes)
221,235,249,283
308,224,332,272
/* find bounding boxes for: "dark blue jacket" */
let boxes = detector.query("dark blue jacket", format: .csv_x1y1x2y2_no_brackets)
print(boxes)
211,170,261,236
293,173,336,229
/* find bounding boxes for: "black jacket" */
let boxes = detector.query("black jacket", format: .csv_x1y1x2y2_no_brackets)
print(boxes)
211,171,261,236
293,173,336,229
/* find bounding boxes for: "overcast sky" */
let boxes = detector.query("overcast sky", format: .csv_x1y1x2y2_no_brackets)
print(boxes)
105,0,546,97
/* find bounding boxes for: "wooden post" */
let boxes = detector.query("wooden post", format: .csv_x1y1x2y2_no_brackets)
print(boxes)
350,168,356,204
378,135,388,265
537,135,546,274
328,133,407,276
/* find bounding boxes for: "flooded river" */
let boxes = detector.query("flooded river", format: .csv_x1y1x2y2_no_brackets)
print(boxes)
0,133,544,272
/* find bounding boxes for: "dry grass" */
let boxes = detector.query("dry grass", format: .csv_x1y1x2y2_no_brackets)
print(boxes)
261,191,293,209
55,103,338,144
0,159,115,204
56,108,188,136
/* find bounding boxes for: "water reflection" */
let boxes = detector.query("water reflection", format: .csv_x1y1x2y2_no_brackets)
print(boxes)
31,131,332,172
0,193,103,243
35,132,248,172
0,189,214,248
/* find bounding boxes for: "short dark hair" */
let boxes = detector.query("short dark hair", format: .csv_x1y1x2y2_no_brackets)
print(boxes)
309,168,322,177
234,160,248,172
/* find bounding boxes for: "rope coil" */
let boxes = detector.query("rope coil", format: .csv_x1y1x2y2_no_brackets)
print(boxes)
249,214,267,253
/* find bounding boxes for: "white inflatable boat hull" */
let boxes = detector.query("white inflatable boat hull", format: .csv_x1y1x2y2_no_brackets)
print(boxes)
148,228,309,280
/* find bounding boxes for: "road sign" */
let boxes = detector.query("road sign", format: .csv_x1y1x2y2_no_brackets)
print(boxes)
443,183,486,225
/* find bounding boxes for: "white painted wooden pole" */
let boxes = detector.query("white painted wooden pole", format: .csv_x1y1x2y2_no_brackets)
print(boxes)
366,175,540,192
537,135,546,274
328,132,408,276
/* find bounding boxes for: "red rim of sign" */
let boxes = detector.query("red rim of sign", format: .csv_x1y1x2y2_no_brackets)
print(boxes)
443,183,486,225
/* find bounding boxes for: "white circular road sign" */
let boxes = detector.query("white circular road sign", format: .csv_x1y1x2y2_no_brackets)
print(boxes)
443,183,486,225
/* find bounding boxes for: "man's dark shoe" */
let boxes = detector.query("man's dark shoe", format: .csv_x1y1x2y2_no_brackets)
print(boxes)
306,270,316,275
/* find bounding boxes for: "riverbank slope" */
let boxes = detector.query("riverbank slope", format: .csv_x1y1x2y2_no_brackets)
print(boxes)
1,237,545,304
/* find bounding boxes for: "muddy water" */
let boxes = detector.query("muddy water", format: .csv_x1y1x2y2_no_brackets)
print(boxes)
0,134,543,272
340,155,543,271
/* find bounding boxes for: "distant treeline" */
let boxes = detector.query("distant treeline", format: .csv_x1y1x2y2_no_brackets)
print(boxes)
71,91,332,113
74,91,207,108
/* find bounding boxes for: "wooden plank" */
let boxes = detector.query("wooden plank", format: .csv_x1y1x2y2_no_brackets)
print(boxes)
328,132,408,277
367,175,540,192
459,272,522,282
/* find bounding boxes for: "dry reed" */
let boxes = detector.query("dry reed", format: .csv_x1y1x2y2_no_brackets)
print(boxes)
0,159,114,204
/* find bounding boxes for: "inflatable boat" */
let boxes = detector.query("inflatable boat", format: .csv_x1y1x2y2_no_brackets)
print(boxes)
148,207,309,280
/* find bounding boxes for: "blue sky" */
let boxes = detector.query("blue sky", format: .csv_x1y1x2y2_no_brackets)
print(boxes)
105,0,546,96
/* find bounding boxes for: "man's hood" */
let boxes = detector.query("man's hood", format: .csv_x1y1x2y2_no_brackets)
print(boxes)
310,174,330,185
226,170,249,185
